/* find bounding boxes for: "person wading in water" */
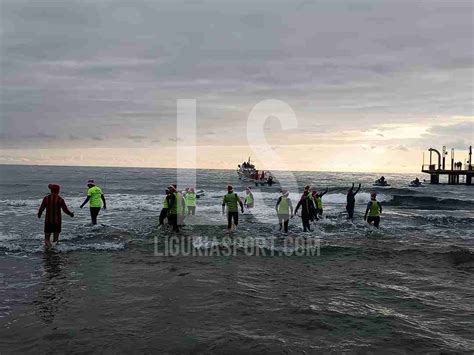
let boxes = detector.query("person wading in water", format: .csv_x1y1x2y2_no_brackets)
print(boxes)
38,184,74,248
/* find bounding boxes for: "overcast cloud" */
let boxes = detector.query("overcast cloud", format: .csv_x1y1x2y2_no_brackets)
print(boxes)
0,0,472,169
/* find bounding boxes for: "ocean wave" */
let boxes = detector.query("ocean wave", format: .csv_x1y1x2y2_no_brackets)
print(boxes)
366,246,474,266
376,187,423,195
432,246,474,265
0,232,21,241
208,191,393,205
0,199,33,207
53,242,127,252
412,215,474,225
386,195,474,210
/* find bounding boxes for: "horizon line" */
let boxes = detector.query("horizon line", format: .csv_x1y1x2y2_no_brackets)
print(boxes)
0,162,421,175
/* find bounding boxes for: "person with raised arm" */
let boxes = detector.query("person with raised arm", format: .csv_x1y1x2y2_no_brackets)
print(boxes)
346,183,361,219
295,189,313,232
314,188,328,219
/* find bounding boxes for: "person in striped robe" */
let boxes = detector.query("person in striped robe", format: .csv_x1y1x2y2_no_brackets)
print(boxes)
38,184,74,248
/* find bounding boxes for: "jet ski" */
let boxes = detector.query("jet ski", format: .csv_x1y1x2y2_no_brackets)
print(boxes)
373,178,390,187
409,180,422,187
195,189,206,198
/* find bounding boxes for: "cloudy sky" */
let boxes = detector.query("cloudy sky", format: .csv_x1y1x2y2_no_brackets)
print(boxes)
1,0,473,172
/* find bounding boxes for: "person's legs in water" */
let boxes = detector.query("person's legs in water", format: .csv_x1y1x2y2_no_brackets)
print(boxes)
278,214,284,231
44,233,52,248
232,212,239,229
177,214,185,227
159,208,168,225
373,216,380,228
174,216,180,232
310,206,318,221
226,212,239,231
169,214,179,232
283,215,289,233
90,207,101,225
302,216,311,232
346,205,354,219
44,223,60,247
278,214,289,233
52,232,60,244
188,206,196,215
309,206,315,222
366,216,380,228
227,212,233,230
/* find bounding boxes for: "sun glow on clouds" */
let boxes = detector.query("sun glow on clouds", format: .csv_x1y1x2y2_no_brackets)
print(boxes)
363,124,429,140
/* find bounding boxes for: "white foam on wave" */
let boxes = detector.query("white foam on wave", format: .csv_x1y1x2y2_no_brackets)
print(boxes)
0,231,21,241
106,194,160,212
0,242,23,252
208,190,392,205
322,192,392,204
54,242,126,252
0,194,163,214
0,199,34,207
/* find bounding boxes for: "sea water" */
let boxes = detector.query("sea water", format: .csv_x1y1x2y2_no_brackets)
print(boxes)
0,165,473,352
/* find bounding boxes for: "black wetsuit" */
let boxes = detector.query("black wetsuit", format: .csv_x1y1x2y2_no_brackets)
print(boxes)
159,208,168,225
166,194,179,232
309,196,317,222
295,194,312,232
346,185,360,219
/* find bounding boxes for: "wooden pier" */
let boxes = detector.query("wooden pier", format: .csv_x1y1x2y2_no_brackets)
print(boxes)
421,145,473,185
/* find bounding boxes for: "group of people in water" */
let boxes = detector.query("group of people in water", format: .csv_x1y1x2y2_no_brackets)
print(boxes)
37,179,383,247
158,185,198,233
37,180,106,248
155,183,382,234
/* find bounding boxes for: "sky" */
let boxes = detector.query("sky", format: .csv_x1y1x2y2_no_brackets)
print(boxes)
0,0,473,172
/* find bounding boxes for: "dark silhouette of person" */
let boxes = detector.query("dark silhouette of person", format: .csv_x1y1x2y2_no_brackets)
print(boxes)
346,183,361,219
267,175,274,186
295,190,313,232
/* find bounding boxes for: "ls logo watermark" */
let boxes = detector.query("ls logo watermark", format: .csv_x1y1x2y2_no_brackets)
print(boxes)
175,99,300,226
